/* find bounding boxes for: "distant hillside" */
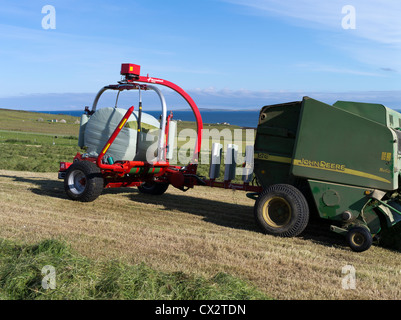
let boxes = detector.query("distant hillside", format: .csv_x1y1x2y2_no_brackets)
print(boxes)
0,108,80,136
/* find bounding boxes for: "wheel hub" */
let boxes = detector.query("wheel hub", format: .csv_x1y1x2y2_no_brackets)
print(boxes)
262,197,292,228
68,170,86,195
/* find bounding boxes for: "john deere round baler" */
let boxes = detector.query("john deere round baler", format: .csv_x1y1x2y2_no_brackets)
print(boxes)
253,96,401,252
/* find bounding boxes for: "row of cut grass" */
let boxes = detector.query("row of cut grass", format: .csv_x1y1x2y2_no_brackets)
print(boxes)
0,238,269,300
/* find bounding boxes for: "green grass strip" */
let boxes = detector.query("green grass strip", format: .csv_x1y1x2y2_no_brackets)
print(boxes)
0,238,270,300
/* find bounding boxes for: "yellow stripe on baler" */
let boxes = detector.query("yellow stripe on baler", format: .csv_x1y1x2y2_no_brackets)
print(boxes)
292,159,391,184
255,152,391,184
254,152,292,164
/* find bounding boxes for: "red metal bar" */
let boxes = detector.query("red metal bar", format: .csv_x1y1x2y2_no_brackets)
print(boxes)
105,181,143,188
96,157,171,175
96,106,134,171
203,179,263,192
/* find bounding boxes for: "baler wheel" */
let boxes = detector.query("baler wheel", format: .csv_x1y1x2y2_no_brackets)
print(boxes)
346,226,372,252
254,184,309,237
138,182,169,195
64,161,104,202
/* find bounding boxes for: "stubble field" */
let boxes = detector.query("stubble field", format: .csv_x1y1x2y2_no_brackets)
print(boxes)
2,169,401,299
2,108,401,300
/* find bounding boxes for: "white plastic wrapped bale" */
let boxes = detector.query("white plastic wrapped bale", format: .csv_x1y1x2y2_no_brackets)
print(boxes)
83,107,160,161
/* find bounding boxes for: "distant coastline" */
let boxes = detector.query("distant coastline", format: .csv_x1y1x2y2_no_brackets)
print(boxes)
31,109,260,128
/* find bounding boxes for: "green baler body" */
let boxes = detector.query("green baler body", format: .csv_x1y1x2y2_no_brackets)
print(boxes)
254,97,401,233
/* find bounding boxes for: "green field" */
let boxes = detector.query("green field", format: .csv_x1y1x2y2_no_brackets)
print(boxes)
0,109,81,135
0,130,81,172
0,108,82,172
0,108,254,181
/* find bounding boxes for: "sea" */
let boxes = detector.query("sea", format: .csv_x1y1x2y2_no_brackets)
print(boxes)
34,109,260,128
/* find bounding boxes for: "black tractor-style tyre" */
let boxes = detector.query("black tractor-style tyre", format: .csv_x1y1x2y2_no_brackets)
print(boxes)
138,182,169,195
254,184,310,237
346,226,373,252
64,161,104,202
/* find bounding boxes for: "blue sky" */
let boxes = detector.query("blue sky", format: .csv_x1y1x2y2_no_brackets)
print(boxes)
0,0,400,110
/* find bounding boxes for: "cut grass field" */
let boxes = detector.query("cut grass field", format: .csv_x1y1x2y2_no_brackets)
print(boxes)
2,108,401,300
2,170,401,300
0,238,266,300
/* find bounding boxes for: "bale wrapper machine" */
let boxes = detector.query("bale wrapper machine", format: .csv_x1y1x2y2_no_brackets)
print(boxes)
59,63,206,199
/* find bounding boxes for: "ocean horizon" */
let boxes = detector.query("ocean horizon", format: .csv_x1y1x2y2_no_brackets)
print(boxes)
32,109,260,128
